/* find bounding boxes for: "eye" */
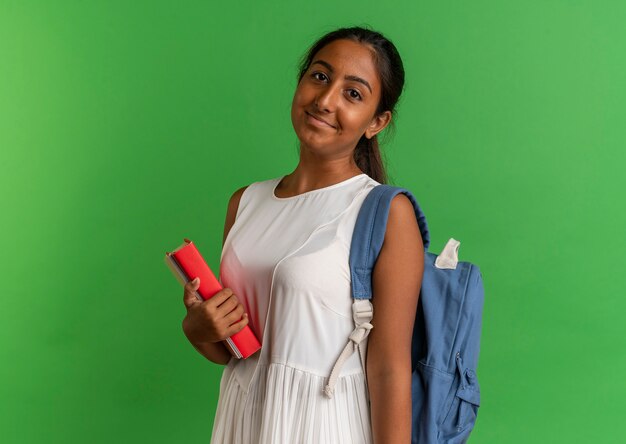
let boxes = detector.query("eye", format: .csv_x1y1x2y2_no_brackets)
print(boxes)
311,71,329,82
347,89,362,101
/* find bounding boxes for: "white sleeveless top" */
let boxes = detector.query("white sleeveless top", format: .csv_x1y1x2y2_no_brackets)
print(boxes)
211,173,380,444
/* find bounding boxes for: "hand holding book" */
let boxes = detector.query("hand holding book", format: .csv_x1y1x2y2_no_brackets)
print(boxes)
181,278,250,348
166,239,261,359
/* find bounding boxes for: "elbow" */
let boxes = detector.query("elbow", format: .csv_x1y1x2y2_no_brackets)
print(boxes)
367,353,411,383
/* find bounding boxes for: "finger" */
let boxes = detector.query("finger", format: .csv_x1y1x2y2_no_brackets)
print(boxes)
205,288,234,309
223,303,245,326
183,277,202,309
205,296,238,321
214,294,239,315
225,313,249,337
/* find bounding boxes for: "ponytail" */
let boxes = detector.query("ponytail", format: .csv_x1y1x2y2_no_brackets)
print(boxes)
353,134,387,184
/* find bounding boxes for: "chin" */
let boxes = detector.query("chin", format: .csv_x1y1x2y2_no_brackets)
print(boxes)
296,133,323,150
297,123,330,145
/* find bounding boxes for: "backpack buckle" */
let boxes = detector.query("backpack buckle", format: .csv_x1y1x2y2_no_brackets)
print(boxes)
352,299,373,325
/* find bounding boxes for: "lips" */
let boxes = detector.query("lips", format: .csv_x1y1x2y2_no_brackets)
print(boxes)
306,111,336,129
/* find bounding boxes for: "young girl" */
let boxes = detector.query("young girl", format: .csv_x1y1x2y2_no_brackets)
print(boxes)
181,26,424,444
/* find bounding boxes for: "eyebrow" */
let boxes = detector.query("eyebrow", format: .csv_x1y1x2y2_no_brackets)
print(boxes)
311,60,373,94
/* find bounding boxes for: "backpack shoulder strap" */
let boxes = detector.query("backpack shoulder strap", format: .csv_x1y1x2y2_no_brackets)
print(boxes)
349,184,430,301
323,184,429,398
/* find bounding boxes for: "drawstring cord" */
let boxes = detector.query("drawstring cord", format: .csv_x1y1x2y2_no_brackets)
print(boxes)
323,299,373,398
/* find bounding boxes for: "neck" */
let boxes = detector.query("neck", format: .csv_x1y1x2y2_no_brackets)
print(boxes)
277,162,364,197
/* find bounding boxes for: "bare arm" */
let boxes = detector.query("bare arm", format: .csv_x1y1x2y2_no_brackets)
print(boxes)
181,185,249,365
367,194,424,443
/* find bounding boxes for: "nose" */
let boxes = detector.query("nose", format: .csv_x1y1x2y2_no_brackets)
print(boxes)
315,83,340,113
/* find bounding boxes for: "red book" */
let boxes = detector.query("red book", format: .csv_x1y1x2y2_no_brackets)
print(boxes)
165,238,261,359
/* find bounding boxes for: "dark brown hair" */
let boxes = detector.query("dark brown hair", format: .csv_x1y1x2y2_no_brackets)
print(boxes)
296,26,405,184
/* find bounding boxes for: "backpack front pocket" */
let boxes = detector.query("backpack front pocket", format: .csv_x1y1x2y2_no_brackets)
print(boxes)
438,353,481,442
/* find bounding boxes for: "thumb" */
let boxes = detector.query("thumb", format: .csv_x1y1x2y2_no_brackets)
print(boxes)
183,277,201,309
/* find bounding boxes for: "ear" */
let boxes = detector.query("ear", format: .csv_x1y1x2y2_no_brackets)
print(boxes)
364,110,392,139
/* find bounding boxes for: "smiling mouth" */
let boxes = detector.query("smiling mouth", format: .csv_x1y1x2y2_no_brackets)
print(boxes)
306,111,335,129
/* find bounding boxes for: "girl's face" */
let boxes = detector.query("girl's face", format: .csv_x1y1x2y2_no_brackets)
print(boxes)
290,39,391,158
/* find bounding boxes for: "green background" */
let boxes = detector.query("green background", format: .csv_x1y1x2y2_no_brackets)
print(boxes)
1,0,624,442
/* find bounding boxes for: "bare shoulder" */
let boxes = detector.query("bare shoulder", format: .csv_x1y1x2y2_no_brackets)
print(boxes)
223,185,249,246
372,192,424,297
385,194,423,246
226,185,249,218
372,192,424,282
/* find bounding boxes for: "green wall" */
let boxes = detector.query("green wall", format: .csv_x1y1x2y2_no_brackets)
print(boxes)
1,1,624,442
